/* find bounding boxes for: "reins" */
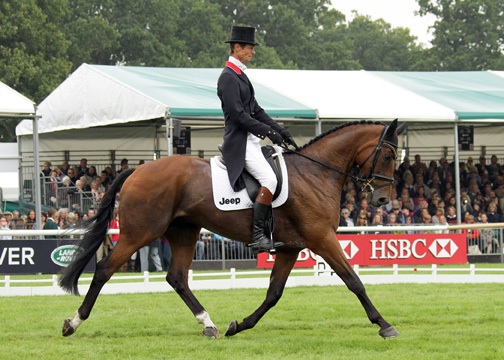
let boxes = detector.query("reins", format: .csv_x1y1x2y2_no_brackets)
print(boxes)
280,124,398,193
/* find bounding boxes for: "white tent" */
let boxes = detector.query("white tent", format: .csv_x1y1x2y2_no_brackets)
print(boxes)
0,81,35,117
0,81,41,224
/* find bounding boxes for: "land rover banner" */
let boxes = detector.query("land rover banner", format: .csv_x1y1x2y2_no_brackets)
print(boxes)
0,240,95,274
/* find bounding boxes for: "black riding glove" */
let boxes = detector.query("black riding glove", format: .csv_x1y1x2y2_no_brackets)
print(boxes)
279,129,300,150
267,130,284,146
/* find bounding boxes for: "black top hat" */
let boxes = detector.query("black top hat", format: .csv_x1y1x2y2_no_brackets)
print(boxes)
225,26,259,45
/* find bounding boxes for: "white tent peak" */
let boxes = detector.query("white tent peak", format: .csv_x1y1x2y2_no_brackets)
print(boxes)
0,81,35,116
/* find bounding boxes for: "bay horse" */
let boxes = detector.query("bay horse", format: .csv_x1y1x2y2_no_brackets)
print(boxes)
60,119,402,339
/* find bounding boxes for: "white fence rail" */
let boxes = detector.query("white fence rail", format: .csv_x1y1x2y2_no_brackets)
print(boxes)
2,264,504,297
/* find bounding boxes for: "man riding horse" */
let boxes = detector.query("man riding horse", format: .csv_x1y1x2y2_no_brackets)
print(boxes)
217,26,297,254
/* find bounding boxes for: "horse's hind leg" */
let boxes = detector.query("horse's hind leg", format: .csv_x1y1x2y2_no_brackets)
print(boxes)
315,237,399,339
166,239,219,339
62,242,140,336
225,251,298,337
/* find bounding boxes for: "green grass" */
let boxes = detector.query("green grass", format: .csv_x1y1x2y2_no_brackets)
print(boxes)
0,283,503,359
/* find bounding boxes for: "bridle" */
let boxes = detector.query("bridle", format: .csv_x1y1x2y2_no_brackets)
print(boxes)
281,124,398,194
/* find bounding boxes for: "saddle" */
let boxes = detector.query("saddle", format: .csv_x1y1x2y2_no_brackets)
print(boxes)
218,145,283,202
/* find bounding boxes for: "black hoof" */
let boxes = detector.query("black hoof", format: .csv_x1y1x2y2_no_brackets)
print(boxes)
379,326,399,339
225,320,238,337
62,319,76,337
202,326,220,339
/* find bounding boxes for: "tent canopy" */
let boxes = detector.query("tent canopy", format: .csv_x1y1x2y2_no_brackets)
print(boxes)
0,81,35,116
247,69,504,123
16,66,504,136
16,64,317,136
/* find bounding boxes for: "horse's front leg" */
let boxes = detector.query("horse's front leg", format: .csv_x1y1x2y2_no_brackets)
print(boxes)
225,251,298,337
316,236,399,339
166,242,220,339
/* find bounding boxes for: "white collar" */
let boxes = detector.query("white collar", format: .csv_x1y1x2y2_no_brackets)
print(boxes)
228,56,247,72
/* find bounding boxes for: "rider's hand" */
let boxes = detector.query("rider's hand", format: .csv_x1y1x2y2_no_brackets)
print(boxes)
279,129,300,150
267,130,284,146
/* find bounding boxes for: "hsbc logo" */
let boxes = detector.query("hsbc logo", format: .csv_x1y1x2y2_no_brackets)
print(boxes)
369,238,460,260
428,239,459,258
339,240,359,260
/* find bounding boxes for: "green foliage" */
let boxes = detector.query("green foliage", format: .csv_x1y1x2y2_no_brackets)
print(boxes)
0,283,503,359
417,0,504,70
1,0,503,140
0,0,72,103
346,14,423,71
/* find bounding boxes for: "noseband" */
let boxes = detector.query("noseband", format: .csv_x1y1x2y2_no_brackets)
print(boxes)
282,124,397,195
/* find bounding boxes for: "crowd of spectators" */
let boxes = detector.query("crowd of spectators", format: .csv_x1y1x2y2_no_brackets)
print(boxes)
338,154,504,253
2,153,504,255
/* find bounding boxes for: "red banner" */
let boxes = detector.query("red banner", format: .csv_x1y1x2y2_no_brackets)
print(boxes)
257,234,467,268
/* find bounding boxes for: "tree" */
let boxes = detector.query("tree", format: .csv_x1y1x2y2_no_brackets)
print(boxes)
0,0,72,141
346,14,423,71
417,0,504,70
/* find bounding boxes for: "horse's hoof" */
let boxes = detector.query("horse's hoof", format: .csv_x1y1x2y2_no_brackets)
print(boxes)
379,325,399,339
225,320,238,337
62,319,76,337
202,326,220,339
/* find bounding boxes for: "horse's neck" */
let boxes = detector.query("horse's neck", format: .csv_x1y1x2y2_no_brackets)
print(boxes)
284,128,368,202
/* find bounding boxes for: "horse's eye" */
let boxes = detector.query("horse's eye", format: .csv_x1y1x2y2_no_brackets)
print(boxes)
384,154,392,161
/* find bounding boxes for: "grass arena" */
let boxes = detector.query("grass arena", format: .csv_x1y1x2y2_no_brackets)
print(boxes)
1,273,504,360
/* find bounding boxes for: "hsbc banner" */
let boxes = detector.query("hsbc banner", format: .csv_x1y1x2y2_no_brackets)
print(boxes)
257,234,467,268
0,240,95,274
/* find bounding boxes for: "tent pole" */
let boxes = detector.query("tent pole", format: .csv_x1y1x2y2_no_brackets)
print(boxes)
453,123,462,226
33,109,42,229
165,109,172,156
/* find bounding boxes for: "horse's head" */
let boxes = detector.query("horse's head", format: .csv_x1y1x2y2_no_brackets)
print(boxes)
356,119,403,206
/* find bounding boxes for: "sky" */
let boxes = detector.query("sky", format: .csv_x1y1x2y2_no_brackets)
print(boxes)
331,0,437,45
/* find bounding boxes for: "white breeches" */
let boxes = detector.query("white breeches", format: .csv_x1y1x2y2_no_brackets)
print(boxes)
244,136,277,194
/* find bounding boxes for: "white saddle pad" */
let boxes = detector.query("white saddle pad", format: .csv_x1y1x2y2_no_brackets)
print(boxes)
210,147,289,211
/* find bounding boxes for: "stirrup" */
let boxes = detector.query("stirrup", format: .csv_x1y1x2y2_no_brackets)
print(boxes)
249,238,284,254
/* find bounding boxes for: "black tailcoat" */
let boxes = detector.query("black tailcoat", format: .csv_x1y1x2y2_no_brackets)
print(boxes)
217,63,283,191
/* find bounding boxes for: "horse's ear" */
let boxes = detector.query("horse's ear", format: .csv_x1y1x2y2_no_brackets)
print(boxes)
385,119,398,137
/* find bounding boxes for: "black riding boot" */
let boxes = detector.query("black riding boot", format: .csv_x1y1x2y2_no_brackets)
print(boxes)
249,187,284,254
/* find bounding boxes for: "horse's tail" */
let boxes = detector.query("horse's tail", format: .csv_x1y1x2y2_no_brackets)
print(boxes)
59,168,136,295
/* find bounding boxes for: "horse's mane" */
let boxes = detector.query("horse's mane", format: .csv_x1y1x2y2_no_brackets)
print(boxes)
299,120,385,151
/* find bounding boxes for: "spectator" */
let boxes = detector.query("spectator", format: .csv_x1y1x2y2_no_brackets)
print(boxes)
397,156,411,179
486,155,502,182
445,206,458,225
139,238,162,272
414,173,431,198
340,208,354,227
3,211,15,230
66,212,80,239
462,215,481,253
354,198,372,223
387,213,399,226
478,213,499,253
77,158,89,178
85,165,98,185
435,215,450,234
91,179,104,202
43,208,60,239
41,161,52,178
100,170,112,189
355,212,368,228
66,168,78,185
195,234,206,260
25,209,36,229
411,154,427,177
159,236,171,270
57,208,69,229
431,208,445,224
108,209,120,247
0,216,12,239
117,158,129,174
476,156,488,177
486,202,501,223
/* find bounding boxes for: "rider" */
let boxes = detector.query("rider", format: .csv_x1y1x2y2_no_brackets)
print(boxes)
217,25,296,253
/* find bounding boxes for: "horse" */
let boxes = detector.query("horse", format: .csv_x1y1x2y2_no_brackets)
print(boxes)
60,119,403,339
